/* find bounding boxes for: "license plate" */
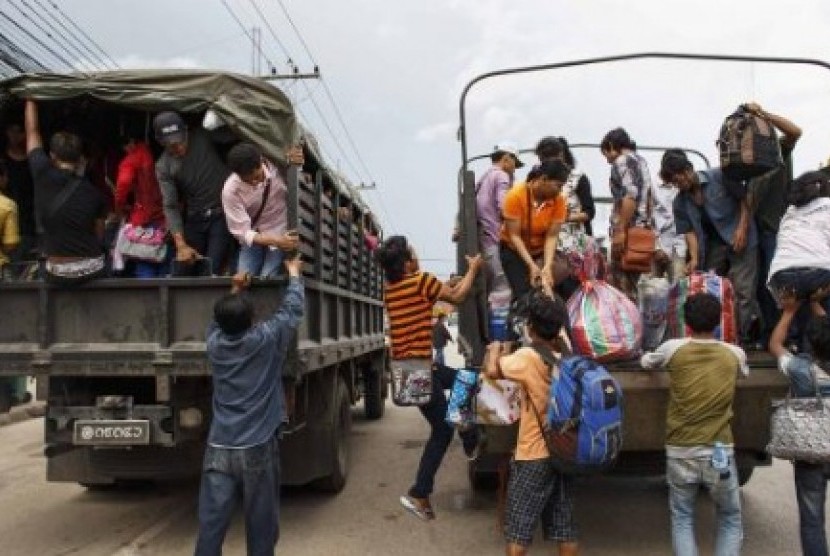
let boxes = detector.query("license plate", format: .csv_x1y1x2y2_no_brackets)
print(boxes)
73,420,151,446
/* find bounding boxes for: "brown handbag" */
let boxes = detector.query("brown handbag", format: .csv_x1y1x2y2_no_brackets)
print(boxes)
620,188,656,273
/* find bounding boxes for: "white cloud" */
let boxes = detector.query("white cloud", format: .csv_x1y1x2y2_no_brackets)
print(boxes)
415,121,456,143
115,54,204,70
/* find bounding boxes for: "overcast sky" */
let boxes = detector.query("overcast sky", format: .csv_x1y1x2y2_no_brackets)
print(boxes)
64,0,830,277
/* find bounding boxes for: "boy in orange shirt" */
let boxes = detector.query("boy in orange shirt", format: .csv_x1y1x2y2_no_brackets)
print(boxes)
485,290,578,556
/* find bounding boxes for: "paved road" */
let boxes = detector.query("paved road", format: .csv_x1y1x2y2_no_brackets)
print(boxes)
0,347,815,555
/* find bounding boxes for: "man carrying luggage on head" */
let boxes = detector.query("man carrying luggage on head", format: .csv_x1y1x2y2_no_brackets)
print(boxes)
743,102,802,349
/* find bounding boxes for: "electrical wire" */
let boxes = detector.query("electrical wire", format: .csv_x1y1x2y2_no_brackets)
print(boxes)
43,0,119,68
220,0,277,72
7,0,98,71
28,0,112,70
273,0,376,184
0,7,72,70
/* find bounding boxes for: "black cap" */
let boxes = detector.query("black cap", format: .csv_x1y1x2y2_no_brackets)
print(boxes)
153,111,187,145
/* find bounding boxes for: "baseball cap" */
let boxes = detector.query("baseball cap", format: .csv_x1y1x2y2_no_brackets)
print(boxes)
153,111,187,145
493,141,525,168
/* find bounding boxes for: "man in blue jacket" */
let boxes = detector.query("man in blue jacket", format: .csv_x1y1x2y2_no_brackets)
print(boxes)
195,255,305,556
661,150,761,348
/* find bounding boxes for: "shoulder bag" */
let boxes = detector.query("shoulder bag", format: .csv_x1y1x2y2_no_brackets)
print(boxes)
767,363,830,463
620,185,656,273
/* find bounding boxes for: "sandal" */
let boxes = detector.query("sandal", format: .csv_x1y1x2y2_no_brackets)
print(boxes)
399,495,435,521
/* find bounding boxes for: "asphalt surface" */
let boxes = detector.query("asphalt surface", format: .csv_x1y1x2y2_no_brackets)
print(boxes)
0,346,814,555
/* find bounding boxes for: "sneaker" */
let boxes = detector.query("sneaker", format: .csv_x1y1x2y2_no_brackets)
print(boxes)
400,495,435,521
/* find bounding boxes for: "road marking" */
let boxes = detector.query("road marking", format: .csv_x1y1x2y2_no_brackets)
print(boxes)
112,503,194,556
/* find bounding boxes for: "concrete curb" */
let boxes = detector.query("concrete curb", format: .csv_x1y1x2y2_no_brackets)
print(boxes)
0,401,46,427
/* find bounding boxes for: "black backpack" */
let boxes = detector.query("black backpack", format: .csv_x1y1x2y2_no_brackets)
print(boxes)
717,105,782,181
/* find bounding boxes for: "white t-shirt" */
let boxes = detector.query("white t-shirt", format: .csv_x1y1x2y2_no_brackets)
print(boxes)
768,197,830,283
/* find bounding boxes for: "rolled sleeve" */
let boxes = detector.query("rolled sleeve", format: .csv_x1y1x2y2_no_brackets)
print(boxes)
156,156,184,233
221,177,256,247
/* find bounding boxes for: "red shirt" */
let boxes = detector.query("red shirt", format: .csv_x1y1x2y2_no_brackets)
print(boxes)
115,142,165,227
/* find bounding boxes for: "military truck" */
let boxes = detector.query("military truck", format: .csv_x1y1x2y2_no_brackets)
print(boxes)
453,52,830,486
0,71,388,491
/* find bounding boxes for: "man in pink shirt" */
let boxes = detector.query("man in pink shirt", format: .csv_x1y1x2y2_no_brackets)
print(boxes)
222,143,303,277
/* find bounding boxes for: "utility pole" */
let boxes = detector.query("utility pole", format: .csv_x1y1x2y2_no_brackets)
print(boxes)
250,26,261,76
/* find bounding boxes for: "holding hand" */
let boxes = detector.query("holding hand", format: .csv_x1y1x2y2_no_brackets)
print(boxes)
231,272,252,293
284,254,303,277
175,244,199,263
272,230,300,251
287,145,304,166
465,254,483,274
779,289,801,314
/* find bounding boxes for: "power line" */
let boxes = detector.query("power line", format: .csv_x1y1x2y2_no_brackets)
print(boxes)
0,29,49,72
29,0,112,70
245,0,294,71
44,0,119,68
220,0,277,71
273,0,376,184
8,0,100,71
0,8,73,70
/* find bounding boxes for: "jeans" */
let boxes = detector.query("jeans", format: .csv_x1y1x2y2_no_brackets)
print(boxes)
483,243,511,306
667,456,742,556
194,436,281,556
706,238,761,344
409,364,478,498
238,243,284,278
756,227,779,345
789,361,830,556
182,212,234,276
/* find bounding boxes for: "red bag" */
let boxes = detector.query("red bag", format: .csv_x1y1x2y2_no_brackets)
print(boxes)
667,271,737,344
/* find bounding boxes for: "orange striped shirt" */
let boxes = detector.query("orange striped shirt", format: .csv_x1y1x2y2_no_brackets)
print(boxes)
385,272,442,360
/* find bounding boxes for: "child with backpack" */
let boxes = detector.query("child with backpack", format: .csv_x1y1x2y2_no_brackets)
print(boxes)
641,293,749,556
484,290,578,556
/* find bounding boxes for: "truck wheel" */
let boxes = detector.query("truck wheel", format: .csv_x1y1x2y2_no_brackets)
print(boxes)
737,463,754,486
363,367,385,420
313,378,351,493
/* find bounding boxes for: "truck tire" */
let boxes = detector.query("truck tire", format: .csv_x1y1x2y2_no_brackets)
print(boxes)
737,463,754,486
363,367,385,421
313,378,351,493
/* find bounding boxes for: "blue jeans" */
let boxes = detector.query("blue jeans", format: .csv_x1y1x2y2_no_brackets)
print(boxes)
409,364,478,498
238,244,284,278
667,456,742,556
789,361,830,556
194,436,281,556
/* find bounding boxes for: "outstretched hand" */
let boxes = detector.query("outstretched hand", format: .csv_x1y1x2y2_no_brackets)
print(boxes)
231,272,252,293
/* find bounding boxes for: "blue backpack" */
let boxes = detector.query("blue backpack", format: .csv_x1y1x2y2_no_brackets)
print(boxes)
530,345,624,474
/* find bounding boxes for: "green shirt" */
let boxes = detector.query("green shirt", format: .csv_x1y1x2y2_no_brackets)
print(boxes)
641,339,748,447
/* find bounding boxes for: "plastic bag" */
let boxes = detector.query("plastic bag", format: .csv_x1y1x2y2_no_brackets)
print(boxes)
638,276,670,351
474,377,522,425
568,280,643,362
667,271,737,344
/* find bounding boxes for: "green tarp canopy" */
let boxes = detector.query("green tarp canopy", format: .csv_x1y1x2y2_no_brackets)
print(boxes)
0,70,299,166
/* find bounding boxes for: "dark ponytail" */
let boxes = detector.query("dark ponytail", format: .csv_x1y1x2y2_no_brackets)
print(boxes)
557,137,576,168
376,235,411,283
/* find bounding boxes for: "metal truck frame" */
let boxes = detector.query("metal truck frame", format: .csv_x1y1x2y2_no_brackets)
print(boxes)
0,71,388,491
455,52,830,486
